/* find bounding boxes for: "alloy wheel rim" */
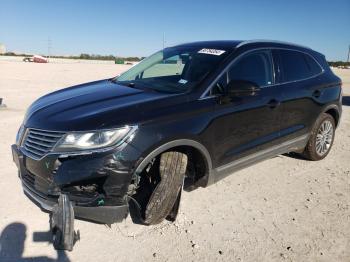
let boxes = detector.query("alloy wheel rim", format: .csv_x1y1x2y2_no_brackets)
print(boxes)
315,120,333,156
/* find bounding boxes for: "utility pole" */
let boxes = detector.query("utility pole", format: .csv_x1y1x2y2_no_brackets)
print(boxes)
48,37,52,62
347,44,350,63
162,33,166,63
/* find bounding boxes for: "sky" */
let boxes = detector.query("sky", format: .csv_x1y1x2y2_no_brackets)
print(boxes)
0,0,349,61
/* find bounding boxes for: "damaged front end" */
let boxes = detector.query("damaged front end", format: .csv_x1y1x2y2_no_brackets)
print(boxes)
12,127,141,225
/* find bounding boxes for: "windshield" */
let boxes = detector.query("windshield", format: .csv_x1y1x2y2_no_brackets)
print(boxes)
113,46,230,93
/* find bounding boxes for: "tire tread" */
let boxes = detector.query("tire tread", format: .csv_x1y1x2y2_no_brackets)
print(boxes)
144,151,187,225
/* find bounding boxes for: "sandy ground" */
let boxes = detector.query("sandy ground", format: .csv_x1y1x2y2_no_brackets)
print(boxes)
0,60,349,262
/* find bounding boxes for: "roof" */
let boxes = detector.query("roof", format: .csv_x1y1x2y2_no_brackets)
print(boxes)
171,39,313,52
236,39,312,50
172,40,244,50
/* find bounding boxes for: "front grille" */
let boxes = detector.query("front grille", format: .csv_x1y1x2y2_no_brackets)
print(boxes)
22,128,65,159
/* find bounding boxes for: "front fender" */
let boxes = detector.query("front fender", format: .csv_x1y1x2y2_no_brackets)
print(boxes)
132,138,214,186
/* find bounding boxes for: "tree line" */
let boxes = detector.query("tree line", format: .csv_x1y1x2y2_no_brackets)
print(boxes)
1,52,349,66
328,61,350,68
0,52,144,61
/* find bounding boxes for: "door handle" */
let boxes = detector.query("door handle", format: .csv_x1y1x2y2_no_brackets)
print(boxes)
312,90,321,98
267,99,281,109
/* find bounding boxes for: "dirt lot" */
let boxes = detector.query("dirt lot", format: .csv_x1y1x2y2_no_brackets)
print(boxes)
0,61,349,262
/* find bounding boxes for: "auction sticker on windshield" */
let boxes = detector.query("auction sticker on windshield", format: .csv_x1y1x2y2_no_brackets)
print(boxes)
198,48,226,56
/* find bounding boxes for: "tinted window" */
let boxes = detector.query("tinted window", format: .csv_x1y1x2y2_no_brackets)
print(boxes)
303,54,322,75
228,50,273,87
142,55,185,78
279,50,322,82
116,47,230,93
211,72,228,95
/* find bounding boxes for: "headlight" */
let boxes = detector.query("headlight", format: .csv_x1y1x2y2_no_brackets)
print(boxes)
53,126,135,152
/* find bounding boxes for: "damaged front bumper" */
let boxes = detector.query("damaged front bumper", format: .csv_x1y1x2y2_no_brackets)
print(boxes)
11,143,140,224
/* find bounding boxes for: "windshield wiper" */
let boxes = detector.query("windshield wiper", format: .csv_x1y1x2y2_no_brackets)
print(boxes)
111,80,138,88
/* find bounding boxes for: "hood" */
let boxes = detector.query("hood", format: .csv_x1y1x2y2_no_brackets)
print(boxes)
24,79,184,131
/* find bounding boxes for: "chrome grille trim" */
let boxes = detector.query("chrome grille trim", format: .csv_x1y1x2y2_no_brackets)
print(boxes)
26,137,53,148
29,129,63,138
27,135,57,143
22,128,66,159
25,143,47,153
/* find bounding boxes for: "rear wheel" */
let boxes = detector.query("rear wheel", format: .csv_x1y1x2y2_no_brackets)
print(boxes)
303,113,335,161
138,151,188,225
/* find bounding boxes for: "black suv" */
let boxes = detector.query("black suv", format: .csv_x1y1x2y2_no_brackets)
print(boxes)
12,40,342,232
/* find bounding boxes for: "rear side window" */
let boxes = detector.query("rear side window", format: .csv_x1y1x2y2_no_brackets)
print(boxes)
228,50,273,87
303,54,323,75
279,50,322,82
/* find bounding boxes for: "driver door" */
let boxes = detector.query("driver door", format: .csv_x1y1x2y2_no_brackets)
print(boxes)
208,49,284,177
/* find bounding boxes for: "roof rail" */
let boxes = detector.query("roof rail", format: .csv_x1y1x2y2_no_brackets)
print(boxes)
235,39,312,50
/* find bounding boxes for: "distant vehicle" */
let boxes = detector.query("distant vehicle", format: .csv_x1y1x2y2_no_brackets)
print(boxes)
23,57,33,62
23,55,48,63
12,40,342,250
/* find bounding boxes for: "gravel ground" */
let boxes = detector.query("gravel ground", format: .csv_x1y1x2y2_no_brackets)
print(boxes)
0,61,349,262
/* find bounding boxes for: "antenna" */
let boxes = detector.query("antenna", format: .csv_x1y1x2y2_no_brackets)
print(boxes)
162,33,166,64
162,32,166,50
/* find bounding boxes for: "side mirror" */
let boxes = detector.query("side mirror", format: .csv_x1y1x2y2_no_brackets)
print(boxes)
227,80,260,96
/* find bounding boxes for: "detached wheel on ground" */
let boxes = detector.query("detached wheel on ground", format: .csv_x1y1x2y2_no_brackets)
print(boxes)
141,151,188,225
303,113,335,161
50,194,79,251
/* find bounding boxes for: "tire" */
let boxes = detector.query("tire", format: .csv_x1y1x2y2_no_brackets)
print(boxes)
143,151,188,225
51,194,75,251
303,113,335,161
